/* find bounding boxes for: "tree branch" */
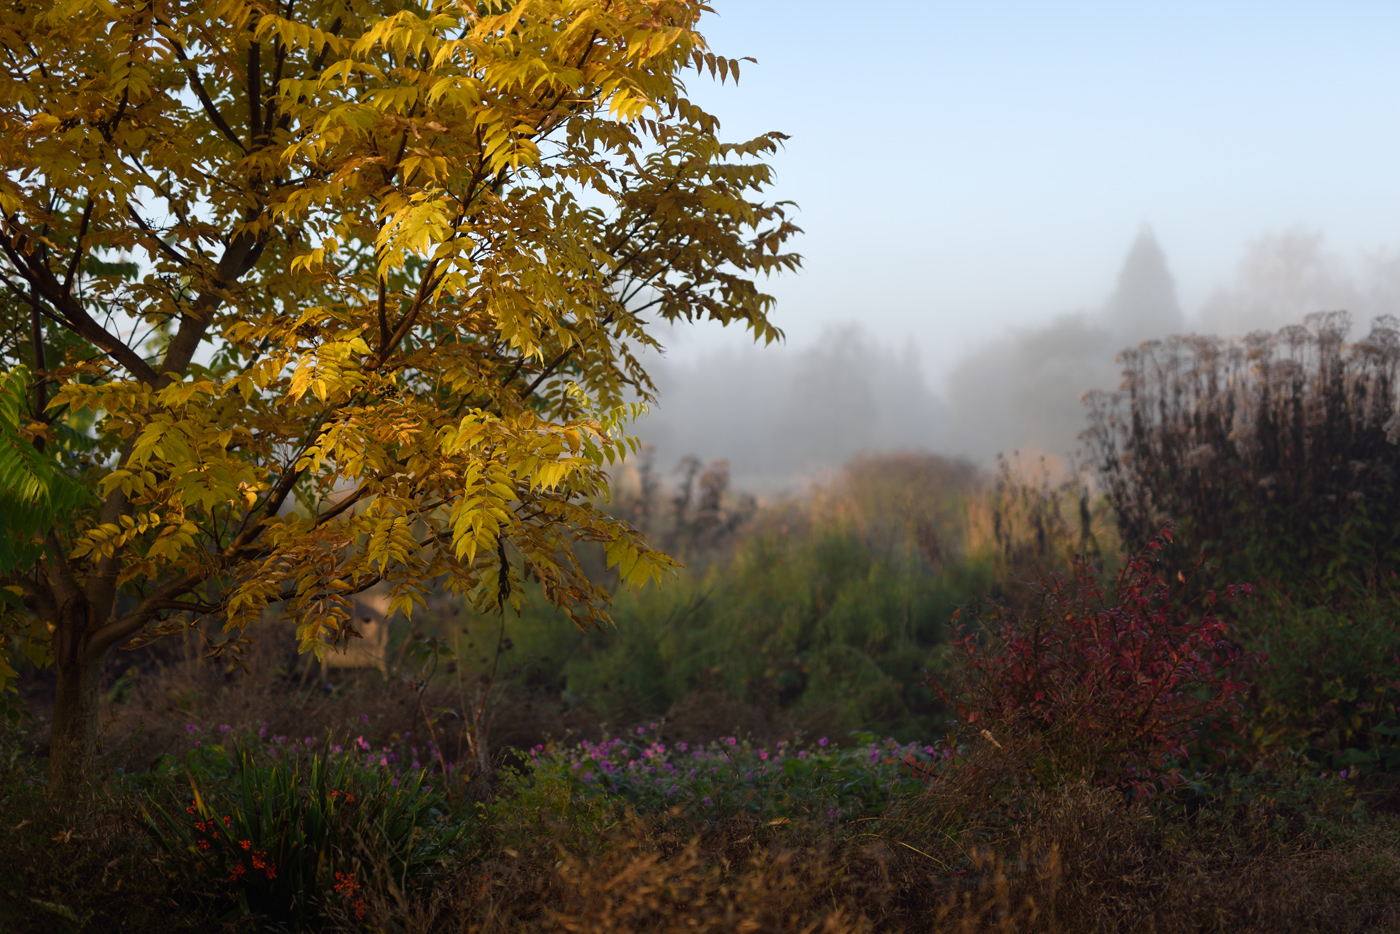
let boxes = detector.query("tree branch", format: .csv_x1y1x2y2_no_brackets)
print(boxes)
87,572,203,659
247,41,263,147
314,484,371,527
2,240,160,384
127,205,195,267
362,257,443,371
61,198,93,296
159,223,266,384
29,290,47,436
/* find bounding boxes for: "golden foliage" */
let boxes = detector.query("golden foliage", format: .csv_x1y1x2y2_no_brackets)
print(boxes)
0,0,799,696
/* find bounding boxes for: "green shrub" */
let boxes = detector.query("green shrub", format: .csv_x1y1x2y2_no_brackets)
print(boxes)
1241,584,1400,773
458,509,994,741
143,739,470,923
415,452,1115,750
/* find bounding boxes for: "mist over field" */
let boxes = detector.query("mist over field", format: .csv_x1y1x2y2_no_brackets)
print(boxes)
633,229,1400,490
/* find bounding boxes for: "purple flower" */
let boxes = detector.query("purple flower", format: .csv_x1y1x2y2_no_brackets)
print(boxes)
185,724,199,734
332,745,343,754
703,796,713,807
360,713,370,725
678,742,688,752
304,737,314,746
258,722,269,738
818,737,829,747
636,726,646,735
759,750,768,761
356,736,370,751
726,737,737,747
798,751,807,760
219,724,232,734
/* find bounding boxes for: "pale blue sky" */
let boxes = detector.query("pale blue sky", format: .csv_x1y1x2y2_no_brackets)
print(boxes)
671,1,1400,381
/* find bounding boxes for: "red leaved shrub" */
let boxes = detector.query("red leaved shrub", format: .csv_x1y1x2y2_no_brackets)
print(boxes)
928,528,1254,798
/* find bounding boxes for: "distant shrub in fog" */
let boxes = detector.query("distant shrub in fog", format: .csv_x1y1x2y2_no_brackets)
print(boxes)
1083,311,1400,591
610,446,756,566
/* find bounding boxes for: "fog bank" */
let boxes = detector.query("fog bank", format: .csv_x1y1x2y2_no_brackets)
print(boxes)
632,228,1400,491
635,327,950,492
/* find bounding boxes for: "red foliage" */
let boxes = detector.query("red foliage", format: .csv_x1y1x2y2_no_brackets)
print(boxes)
927,527,1254,797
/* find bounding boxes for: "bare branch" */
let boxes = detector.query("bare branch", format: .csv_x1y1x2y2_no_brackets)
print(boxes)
2,239,160,384
61,197,93,296
127,205,194,267
88,572,202,658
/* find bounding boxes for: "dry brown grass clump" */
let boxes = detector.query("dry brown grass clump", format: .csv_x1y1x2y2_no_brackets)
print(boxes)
332,781,1400,934
334,818,1056,934
1024,785,1400,934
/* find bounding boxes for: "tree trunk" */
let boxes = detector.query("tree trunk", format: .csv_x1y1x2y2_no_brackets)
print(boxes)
47,599,102,802
49,653,101,800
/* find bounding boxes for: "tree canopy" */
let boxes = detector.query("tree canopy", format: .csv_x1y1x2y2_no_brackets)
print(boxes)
0,0,798,796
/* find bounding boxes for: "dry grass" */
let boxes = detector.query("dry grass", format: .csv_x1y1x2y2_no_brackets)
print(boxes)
323,775,1400,934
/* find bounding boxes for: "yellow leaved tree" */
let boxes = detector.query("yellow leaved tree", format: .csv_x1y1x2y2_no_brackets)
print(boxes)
0,0,798,800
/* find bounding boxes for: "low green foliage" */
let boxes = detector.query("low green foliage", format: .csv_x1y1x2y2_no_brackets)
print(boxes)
463,508,997,741
1240,584,1400,772
142,739,470,923
8,448,1400,932
498,725,947,833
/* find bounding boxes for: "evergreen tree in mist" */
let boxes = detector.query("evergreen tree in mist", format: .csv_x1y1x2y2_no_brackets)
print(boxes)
946,228,1183,462
1105,227,1185,338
